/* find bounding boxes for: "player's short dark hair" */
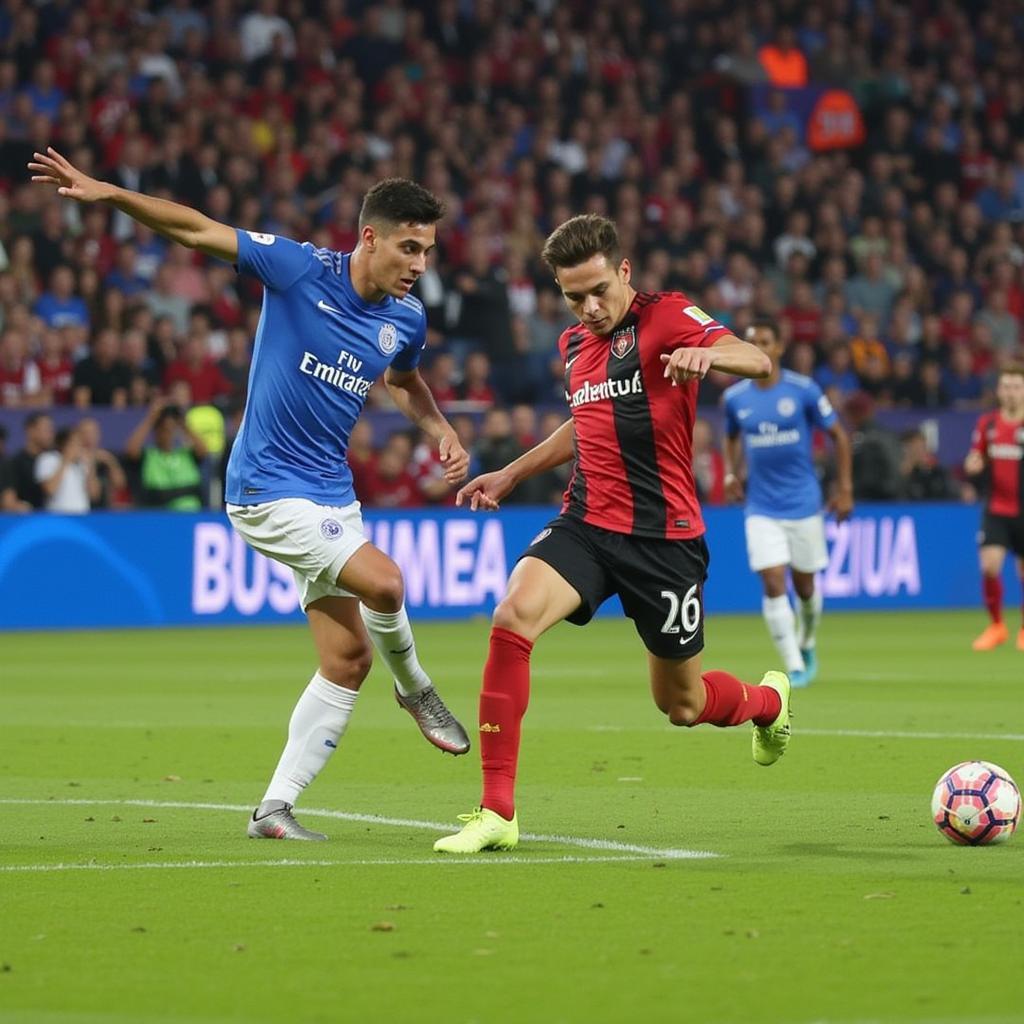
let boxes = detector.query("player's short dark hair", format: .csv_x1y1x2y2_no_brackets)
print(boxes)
541,214,621,271
747,317,781,341
359,179,445,232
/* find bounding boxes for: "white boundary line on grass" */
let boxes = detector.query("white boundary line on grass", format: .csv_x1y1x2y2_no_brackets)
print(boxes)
0,798,718,868
0,855,671,873
588,724,1024,742
801,727,1024,742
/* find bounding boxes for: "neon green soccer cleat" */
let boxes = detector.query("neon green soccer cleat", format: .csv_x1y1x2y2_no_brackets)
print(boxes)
751,671,792,766
433,807,519,853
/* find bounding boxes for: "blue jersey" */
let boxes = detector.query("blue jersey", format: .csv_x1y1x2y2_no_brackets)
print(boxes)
723,370,837,519
225,230,426,507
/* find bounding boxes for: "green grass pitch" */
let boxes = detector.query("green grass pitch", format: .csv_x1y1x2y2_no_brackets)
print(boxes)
2,610,1022,1024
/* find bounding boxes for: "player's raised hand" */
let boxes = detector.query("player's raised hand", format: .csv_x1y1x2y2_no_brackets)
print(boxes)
660,348,715,385
28,147,111,203
438,431,469,484
456,469,515,512
964,450,985,477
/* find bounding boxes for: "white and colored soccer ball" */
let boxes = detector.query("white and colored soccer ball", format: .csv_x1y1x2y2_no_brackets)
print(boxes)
931,761,1020,846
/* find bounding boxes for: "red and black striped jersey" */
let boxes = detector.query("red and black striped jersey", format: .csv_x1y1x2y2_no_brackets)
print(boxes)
558,291,730,540
970,411,1024,518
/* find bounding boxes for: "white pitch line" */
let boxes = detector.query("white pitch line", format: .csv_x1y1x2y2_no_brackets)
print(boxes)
800,728,1024,742
587,725,1024,743
0,798,717,861
0,854,668,873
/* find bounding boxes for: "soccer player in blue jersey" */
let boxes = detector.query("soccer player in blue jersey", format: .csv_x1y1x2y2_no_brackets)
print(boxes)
722,320,853,686
30,146,472,839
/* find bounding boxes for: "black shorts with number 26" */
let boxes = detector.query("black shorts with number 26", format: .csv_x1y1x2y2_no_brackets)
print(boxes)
522,515,710,660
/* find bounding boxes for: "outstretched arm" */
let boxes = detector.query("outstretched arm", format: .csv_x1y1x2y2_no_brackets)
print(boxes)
29,147,237,262
384,366,469,484
457,418,575,511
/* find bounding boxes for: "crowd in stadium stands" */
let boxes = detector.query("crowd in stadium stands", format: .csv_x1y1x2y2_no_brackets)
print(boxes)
0,0,1021,513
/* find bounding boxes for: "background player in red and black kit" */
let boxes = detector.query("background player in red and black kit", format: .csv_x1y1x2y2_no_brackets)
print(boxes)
434,214,789,854
964,364,1024,652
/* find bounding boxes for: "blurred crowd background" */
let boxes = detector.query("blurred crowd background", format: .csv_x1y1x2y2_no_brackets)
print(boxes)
1,0,1022,513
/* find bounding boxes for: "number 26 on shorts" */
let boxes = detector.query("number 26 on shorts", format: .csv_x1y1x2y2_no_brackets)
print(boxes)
659,584,701,642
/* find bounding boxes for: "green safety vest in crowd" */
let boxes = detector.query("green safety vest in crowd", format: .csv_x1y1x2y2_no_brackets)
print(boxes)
141,446,202,511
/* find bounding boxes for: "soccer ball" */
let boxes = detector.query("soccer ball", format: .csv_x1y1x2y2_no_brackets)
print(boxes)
931,761,1020,846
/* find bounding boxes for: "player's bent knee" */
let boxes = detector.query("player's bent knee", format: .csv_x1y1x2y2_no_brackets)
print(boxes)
320,645,374,688
363,570,405,613
492,593,537,637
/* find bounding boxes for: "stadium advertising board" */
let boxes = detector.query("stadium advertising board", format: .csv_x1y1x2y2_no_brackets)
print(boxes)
0,504,1002,630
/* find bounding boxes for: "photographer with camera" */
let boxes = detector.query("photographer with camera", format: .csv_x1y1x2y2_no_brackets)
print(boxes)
124,395,208,510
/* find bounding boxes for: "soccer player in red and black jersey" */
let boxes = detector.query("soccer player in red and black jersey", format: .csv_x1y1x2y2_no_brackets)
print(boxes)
435,214,790,853
964,364,1024,652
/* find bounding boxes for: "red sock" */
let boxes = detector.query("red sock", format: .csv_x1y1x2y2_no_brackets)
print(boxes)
983,575,1003,624
479,627,532,820
694,670,781,728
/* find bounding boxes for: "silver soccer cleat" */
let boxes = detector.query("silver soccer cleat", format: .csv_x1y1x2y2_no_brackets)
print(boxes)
247,802,327,841
395,685,471,755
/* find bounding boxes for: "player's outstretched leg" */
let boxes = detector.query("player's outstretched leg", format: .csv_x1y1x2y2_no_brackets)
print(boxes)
973,573,1008,651
434,627,529,853
360,602,470,754
653,660,792,766
248,670,358,840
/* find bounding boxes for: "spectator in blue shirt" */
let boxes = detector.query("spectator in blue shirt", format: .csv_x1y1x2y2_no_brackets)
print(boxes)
33,266,90,330
105,242,150,298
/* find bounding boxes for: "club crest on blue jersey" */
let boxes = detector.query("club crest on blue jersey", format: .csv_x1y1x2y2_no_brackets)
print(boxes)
777,397,797,417
319,517,343,540
611,326,636,359
378,323,398,354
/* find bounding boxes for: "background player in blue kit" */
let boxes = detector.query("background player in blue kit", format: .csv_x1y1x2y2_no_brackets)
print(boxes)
723,320,853,686
30,146,472,840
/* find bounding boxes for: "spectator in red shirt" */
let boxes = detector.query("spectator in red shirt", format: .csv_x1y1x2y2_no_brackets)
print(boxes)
411,429,456,506
0,327,42,407
758,25,809,89
781,280,822,347
163,335,231,406
421,352,458,407
692,417,726,505
347,419,377,501
364,433,419,508
458,351,496,407
940,290,976,348
36,327,74,404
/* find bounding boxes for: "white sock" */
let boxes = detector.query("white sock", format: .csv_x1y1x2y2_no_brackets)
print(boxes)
797,590,823,650
359,603,431,697
762,595,805,673
261,672,358,808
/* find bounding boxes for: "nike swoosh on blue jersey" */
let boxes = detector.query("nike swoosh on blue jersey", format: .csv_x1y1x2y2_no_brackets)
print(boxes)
317,299,345,317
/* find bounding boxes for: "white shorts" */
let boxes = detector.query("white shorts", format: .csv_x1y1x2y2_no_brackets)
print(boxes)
226,498,369,610
744,513,828,574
